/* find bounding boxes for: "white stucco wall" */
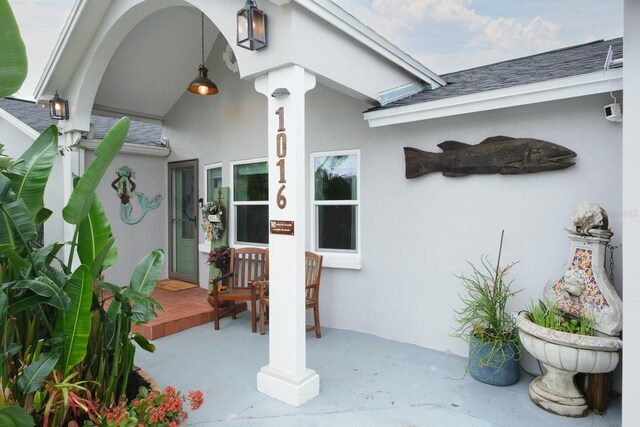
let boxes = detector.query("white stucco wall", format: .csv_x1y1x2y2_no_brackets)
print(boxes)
0,114,66,245
308,85,624,390
162,33,624,364
623,0,639,424
163,37,268,289
84,150,167,286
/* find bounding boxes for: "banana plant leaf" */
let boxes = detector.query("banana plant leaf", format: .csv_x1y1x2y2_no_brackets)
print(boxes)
131,304,157,324
6,126,58,215
39,263,65,282
55,265,92,374
0,342,21,363
90,237,116,279
0,199,37,251
131,333,155,352
35,207,52,225
0,291,7,321
0,0,27,98
3,248,28,270
78,191,118,274
13,277,70,311
17,350,60,394
8,294,47,315
0,406,34,427
63,118,130,224
0,173,12,202
33,243,65,269
129,249,164,296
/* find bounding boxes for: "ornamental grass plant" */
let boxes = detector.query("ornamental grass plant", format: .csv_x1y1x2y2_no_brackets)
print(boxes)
452,255,521,375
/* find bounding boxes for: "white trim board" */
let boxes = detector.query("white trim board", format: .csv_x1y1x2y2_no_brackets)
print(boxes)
293,0,445,89
364,69,624,127
79,139,171,157
0,108,41,140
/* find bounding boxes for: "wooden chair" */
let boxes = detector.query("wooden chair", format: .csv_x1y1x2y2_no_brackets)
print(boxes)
210,247,268,333
256,251,323,338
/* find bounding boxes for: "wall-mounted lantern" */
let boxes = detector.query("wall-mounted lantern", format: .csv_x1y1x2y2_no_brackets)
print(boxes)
237,0,267,51
49,91,69,120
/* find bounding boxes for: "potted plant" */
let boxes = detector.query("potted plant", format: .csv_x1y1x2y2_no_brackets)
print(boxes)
206,246,231,310
525,300,594,336
452,255,521,386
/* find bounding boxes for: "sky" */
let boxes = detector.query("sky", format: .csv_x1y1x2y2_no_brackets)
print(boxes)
9,0,623,100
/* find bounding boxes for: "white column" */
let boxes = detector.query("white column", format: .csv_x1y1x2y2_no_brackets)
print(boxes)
254,65,318,407
60,130,83,266
623,1,640,425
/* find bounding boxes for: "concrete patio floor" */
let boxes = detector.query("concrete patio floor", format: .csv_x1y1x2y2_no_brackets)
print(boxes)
134,314,621,426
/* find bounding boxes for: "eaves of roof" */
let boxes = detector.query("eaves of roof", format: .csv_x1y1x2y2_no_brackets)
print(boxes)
293,0,446,89
0,98,164,148
365,38,623,127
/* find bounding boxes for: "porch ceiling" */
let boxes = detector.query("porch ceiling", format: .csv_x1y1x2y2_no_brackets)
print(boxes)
94,6,219,120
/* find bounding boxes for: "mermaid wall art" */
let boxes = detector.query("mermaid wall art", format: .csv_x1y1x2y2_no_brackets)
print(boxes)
111,166,162,225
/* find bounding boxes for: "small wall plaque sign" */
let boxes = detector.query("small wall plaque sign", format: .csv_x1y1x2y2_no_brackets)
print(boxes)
270,220,295,236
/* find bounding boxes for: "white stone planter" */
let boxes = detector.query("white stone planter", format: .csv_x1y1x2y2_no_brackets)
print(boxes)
517,313,622,417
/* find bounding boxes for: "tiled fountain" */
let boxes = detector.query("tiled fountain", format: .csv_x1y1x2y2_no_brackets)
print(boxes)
517,202,623,417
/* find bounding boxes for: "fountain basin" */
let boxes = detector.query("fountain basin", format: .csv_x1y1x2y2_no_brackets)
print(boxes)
517,313,622,417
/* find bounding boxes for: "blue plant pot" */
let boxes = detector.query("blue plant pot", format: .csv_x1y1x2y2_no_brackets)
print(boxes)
468,335,520,386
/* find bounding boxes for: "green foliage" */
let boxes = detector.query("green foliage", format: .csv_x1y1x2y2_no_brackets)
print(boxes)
452,256,521,372
55,265,93,374
63,118,130,224
6,126,58,215
77,193,118,274
0,0,27,98
0,6,164,423
129,250,164,296
17,350,60,394
526,300,594,336
0,406,34,427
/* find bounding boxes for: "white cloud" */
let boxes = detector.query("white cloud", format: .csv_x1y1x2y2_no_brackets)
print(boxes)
335,0,565,74
470,16,562,52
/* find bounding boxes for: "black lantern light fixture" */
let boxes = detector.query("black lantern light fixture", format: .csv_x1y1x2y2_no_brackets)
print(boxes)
237,0,267,51
49,91,69,120
187,12,219,96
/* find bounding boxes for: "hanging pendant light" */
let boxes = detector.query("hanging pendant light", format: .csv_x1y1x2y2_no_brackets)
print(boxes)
237,0,268,51
188,12,219,96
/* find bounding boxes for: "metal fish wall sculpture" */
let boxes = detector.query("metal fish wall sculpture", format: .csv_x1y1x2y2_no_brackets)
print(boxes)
404,136,576,179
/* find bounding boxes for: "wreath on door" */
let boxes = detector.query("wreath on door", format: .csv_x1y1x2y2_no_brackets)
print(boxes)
201,201,225,241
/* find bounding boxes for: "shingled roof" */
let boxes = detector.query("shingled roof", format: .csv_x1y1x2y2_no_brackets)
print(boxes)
0,98,163,146
369,38,623,112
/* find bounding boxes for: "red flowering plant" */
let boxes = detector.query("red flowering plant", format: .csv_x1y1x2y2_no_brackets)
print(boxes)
87,386,204,427
206,246,230,294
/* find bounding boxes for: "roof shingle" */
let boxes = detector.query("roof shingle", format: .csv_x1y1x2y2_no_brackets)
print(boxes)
369,38,623,112
0,98,163,146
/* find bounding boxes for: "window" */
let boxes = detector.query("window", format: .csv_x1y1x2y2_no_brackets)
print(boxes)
312,151,360,257
232,160,269,245
204,164,222,203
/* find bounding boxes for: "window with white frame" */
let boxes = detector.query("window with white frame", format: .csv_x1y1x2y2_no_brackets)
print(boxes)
204,164,222,203
232,160,269,245
312,151,359,253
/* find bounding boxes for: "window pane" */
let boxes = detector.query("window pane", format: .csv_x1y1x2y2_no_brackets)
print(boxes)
180,168,195,239
314,154,357,201
236,205,269,244
317,205,356,251
234,162,268,201
206,167,222,202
